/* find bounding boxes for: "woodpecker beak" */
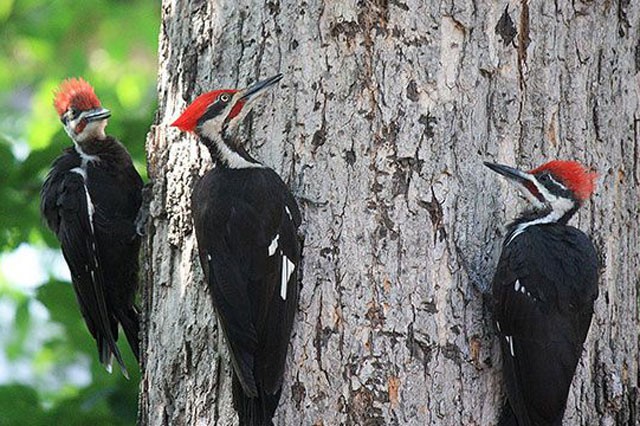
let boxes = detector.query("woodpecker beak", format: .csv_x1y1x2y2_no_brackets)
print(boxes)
238,74,283,103
484,161,546,205
484,162,531,184
84,107,111,122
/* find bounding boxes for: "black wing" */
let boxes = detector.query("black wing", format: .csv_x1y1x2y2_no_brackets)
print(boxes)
41,165,127,375
87,158,143,361
492,226,598,425
252,193,301,394
193,169,301,397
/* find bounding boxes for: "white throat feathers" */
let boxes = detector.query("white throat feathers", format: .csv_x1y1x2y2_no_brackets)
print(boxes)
508,178,577,245
198,104,264,169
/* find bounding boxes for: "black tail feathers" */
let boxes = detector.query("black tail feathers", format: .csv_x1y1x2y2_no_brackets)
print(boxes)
117,306,141,361
97,332,128,379
95,307,139,379
232,373,281,426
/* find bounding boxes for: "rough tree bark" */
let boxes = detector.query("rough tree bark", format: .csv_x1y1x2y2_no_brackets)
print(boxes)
140,1,639,425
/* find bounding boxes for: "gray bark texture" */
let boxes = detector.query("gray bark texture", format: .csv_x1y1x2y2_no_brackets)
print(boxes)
140,0,640,425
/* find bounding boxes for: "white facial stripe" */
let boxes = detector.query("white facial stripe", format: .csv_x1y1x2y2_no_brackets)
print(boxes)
531,178,554,203
547,175,568,191
508,195,574,245
219,139,262,169
508,174,545,210
200,115,225,140
200,118,263,169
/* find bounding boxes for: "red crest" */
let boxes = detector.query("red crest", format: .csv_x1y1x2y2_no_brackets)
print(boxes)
171,90,238,132
529,160,597,201
53,78,101,116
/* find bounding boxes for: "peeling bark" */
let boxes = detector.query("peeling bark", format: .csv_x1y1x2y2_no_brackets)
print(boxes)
141,1,640,425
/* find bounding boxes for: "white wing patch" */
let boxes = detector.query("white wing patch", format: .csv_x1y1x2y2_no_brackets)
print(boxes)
513,279,533,298
71,167,95,232
505,335,515,357
266,232,295,300
280,255,295,301
284,206,292,220
268,234,280,257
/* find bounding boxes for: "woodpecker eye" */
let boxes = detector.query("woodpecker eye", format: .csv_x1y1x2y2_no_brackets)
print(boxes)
219,93,231,103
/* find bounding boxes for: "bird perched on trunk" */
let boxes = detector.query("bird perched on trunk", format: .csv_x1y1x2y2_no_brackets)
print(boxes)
41,78,143,377
171,74,301,426
484,160,599,426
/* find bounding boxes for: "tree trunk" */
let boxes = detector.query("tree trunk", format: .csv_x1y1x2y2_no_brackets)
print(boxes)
140,1,640,424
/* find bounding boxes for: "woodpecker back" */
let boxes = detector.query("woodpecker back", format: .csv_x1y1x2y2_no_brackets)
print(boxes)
171,74,301,426
485,160,599,425
42,78,143,377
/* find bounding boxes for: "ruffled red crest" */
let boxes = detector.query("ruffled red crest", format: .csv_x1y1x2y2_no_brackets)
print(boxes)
171,90,238,132
53,78,101,116
529,160,597,201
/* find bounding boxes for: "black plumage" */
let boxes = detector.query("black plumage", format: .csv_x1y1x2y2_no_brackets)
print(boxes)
484,160,599,426
41,136,143,375
171,74,301,425
193,167,301,424
493,224,598,425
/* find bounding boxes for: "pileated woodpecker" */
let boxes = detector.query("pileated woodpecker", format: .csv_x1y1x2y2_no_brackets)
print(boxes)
485,160,599,426
171,74,301,426
41,78,143,377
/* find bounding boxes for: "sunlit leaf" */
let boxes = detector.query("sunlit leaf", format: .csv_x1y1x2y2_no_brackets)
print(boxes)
116,74,143,109
0,0,14,22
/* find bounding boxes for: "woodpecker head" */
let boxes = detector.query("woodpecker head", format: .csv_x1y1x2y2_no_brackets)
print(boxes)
484,160,597,218
54,78,111,143
171,74,283,142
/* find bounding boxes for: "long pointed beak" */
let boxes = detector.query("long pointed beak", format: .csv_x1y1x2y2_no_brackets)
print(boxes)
484,161,547,205
239,74,283,102
483,162,532,184
84,107,111,122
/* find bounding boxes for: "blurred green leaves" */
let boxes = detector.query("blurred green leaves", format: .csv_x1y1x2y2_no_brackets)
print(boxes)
0,0,158,249
0,0,158,424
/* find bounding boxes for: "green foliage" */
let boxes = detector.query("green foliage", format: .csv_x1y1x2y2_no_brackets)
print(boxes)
0,0,158,424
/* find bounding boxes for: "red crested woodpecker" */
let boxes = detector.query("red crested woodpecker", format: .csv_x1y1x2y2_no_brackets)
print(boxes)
41,78,143,377
485,160,599,426
171,74,301,426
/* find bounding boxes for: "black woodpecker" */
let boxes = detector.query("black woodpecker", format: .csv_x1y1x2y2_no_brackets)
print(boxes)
171,74,301,426
485,160,599,426
41,78,143,377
